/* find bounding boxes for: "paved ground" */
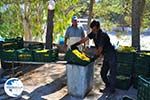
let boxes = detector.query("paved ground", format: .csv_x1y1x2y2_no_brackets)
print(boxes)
0,59,137,100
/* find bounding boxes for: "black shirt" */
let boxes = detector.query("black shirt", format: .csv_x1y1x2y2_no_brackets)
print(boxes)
88,29,114,54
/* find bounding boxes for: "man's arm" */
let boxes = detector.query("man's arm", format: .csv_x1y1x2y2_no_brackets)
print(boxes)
71,36,89,49
74,36,89,45
64,27,70,48
80,27,86,48
64,37,68,47
91,47,103,61
95,47,103,57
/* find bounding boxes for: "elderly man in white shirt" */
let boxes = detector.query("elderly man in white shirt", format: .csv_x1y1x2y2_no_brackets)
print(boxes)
64,16,85,50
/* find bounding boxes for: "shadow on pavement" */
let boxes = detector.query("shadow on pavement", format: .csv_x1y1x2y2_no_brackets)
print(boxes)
60,94,83,100
60,90,100,100
0,62,44,78
24,75,66,100
97,92,117,100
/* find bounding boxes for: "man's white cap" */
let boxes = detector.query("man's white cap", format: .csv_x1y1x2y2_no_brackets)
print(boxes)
72,16,78,21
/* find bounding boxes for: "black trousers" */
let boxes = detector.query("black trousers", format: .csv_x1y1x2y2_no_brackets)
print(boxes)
100,51,117,90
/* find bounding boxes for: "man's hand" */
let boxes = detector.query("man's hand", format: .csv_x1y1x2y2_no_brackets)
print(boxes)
63,44,67,52
91,55,98,62
70,42,81,50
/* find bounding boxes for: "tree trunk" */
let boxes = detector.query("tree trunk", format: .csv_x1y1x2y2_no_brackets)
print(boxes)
87,0,94,47
22,2,32,41
87,0,94,30
23,17,32,41
45,9,54,49
132,0,145,51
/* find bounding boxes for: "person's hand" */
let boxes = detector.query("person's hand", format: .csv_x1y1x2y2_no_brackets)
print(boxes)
70,42,80,50
63,44,67,52
90,55,98,62
83,46,89,52
63,44,67,49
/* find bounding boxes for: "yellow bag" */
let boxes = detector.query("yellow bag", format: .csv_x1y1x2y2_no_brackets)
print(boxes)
72,49,90,62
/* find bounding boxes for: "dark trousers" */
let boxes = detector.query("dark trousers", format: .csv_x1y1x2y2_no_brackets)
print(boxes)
100,51,117,91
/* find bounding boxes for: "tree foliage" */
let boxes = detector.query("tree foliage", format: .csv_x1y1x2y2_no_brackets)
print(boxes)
54,0,80,37
0,0,81,41
0,0,47,40
0,0,149,42
93,0,132,30
142,0,150,28
93,0,150,31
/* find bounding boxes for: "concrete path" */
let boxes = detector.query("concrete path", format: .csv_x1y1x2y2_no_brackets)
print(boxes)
0,60,137,100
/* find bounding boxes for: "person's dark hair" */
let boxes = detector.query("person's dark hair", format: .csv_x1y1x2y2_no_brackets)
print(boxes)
90,20,100,28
